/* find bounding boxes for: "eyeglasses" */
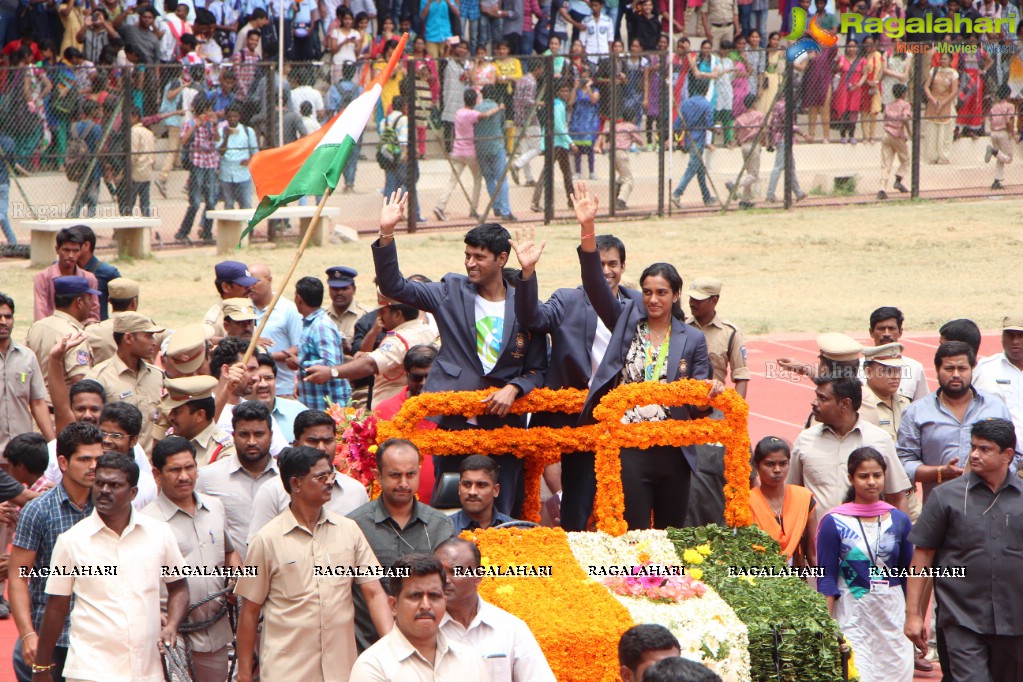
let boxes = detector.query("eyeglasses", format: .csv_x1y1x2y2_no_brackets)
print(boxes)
101,431,129,442
310,471,337,485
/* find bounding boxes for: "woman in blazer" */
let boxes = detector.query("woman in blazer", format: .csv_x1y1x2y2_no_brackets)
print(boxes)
512,182,724,530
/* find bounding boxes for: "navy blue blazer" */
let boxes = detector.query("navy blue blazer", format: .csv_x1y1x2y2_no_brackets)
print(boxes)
373,239,548,430
577,247,711,471
514,271,643,428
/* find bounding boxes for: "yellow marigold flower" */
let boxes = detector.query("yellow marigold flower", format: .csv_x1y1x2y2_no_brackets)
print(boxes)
682,549,704,565
495,584,515,596
689,568,704,581
696,543,712,556
368,444,378,454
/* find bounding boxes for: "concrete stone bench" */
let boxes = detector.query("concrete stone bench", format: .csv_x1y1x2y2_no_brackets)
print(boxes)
206,205,343,255
22,217,161,267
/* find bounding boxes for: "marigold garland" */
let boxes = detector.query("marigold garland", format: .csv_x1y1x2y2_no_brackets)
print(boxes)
465,527,635,681
377,380,752,533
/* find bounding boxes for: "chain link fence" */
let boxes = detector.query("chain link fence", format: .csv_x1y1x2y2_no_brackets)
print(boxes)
1,38,1021,253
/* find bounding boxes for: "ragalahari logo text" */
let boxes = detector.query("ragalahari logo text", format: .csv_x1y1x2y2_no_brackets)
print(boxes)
785,7,839,62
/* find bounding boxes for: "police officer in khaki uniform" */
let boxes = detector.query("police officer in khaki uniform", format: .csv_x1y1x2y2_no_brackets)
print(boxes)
304,289,440,407
777,332,864,382
685,277,750,526
25,276,97,403
163,375,236,467
86,312,165,451
163,324,214,379
87,278,142,365
688,278,750,399
204,261,258,338
324,266,372,353
222,298,258,341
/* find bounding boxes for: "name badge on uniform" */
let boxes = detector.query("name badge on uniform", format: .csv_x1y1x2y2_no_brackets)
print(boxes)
119,390,133,400
997,379,1011,385
879,420,891,426
869,579,889,595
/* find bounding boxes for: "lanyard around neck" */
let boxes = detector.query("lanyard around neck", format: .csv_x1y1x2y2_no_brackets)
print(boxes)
644,323,670,381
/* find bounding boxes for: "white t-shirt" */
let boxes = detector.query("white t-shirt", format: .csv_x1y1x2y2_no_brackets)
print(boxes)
589,317,612,387
290,84,325,117
475,296,505,375
329,27,360,65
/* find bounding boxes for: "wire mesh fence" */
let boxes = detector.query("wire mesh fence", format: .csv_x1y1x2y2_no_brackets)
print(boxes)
1,36,1022,254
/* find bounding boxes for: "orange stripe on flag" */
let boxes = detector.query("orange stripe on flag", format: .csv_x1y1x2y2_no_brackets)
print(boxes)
248,113,339,199
248,33,408,200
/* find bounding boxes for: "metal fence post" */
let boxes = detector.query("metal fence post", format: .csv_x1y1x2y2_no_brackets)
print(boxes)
609,51,618,217
910,53,923,199
122,67,134,216
783,60,794,210
658,49,667,217
544,53,554,225
408,59,418,233
267,63,278,242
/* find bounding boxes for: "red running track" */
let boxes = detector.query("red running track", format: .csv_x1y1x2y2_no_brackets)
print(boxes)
0,331,1000,681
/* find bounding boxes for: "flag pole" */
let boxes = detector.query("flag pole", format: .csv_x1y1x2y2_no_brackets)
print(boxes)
242,189,333,365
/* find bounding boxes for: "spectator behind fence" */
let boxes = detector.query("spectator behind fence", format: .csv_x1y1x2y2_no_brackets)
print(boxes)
985,83,1014,191
922,51,956,165
123,106,156,217
434,88,486,222
475,84,515,221
327,61,363,191
176,95,220,245
570,63,599,180
530,78,575,213
217,103,257,209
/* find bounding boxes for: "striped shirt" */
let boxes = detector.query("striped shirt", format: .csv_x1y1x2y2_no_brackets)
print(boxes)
298,308,350,409
13,484,94,647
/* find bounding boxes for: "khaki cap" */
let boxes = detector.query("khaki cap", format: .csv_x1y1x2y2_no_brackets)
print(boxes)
223,298,258,322
863,342,906,367
112,312,165,334
1003,315,1023,332
166,324,212,374
162,375,219,410
817,333,863,362
108,278,140,299
688,278,722,301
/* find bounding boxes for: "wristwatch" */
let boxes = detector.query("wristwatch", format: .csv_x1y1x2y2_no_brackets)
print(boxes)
330,367,339,379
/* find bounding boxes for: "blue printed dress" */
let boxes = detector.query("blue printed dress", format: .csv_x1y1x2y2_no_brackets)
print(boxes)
816,510,915,682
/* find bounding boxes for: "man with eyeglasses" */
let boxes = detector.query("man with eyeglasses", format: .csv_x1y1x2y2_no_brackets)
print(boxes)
235,446,393,682
97,402,158,509
304,290,439,409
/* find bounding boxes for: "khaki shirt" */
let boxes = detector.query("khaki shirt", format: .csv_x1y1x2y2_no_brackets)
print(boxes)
690,314,749,384
700,0,737,25
369,319,440,406
859,383,911,441
141,492,234,653
326,301,372,345
87,354,164,452
235,507,381,682
191,420,236,468
351,627,490,682
0,343,48,456
25,310,93,399
85,317,117,365
247,473,370,543
195,454,279,561
45,509,186,682
204,300,227,338
788,416,913,526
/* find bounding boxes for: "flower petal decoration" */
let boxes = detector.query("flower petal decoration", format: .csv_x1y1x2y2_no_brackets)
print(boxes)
376,381,752,533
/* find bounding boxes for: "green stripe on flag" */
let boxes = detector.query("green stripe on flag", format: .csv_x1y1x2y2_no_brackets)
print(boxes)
240,135,358,245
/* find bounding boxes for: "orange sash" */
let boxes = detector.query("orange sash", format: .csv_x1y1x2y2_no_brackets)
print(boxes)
749,485,814,559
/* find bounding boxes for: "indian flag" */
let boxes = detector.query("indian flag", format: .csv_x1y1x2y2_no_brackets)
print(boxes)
243,33,408,240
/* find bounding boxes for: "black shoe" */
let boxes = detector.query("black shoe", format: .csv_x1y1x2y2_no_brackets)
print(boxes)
893,178,909,193
993,180,1004,190
877,190,888,200
509,164,520,185
616,199,627,210
174,234,193,246
739,200,755,209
